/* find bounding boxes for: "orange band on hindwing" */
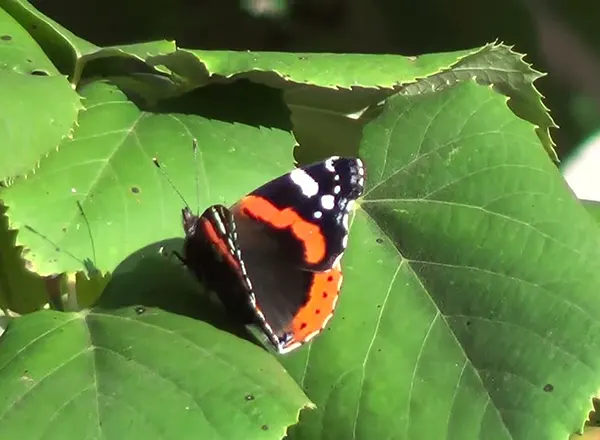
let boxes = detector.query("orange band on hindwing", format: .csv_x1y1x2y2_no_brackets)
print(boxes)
286,264,342,347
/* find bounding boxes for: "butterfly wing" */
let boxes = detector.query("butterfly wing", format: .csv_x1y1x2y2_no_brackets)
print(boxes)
182,205,256,324
231,156,365,353
233,156,365,271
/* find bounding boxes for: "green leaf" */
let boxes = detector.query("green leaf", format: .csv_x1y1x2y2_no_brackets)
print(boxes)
157,44,551,165
73,270,110,310
287,43,555,164
0,304,311,438
1,0,175,84
2,80,296,275
169,47,482,89
399,43,556,160
0,6,82,181
282,81,598,440
0,0,97,75
0,205,47,313
582,199,600,226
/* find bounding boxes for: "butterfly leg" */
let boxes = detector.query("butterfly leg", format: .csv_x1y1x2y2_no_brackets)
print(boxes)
158,246,187,265
171,250,187,265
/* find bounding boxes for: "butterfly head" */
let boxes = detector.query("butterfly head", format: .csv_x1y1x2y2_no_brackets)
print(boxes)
182,207,199,237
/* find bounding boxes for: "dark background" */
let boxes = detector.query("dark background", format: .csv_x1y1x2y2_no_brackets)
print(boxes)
31,0,600,161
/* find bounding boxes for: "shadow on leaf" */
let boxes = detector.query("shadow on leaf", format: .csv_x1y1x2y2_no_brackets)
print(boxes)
95,237,260,349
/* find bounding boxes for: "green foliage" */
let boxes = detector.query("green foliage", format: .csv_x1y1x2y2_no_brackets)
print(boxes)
0,0,595,439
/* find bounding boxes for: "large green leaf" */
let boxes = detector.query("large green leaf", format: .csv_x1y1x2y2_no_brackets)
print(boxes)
286,43,554,164
148,44,554,164
0,267,312,438
0,6,82,181
2,80,295,275
281,81,599,440
177,48,481,89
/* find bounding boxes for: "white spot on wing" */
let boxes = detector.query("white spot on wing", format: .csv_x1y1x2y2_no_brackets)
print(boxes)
320,194,335,210
334,185,341,194
342,234,348,248
325,156,338,172
314,211,323,219
290,169,319,197
342,213,349,229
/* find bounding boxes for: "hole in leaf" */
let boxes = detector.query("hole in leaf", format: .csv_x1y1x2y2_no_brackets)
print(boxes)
543,383,554,392
134,306,145,315
376,238,383,244
131,186,140,194
0,35,11,41
30,70,49,76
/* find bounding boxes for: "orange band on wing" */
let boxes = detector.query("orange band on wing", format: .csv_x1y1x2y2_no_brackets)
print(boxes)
286,264,342,346
201,219,240,271
238,195,326,265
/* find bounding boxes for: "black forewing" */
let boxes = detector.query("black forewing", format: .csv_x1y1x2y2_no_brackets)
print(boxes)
244,156,365,271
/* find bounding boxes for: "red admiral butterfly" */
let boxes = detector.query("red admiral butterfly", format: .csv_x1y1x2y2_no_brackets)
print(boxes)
180,155,365,354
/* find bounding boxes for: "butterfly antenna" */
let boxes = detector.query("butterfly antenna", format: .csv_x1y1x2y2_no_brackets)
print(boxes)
192,138,200,215
152,157,191,210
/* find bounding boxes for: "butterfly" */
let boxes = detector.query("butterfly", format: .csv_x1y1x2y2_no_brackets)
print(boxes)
181,156,365,354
